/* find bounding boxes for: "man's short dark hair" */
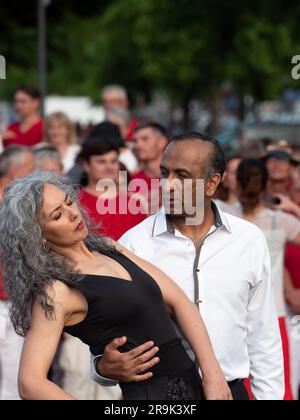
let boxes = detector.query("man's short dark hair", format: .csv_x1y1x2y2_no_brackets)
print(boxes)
80,137,119,162
135,122,169,140
171,132,226,178
14,85,41,100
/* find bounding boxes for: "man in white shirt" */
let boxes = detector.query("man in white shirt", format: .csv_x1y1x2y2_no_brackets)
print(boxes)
91,132,284,400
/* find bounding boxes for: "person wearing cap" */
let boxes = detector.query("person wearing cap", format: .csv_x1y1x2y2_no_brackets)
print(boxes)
264,150,299,199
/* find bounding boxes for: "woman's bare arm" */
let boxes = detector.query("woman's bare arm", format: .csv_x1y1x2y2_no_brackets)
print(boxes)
19,281,75,400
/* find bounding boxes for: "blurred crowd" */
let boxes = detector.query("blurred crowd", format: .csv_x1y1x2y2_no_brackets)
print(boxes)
0,83,300,400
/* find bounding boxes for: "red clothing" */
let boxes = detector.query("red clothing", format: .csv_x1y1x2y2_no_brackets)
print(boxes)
0,271,6,300
285,243,300,289
245,317,294,400
126,119,139,141
132,171,161,214
132,171,155,192
79,189,146,241
4,119,44,148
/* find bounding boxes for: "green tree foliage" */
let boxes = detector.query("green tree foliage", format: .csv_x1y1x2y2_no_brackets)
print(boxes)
1,0,300,124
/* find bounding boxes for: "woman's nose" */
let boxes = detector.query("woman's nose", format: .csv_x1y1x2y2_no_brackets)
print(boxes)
69,206,80,220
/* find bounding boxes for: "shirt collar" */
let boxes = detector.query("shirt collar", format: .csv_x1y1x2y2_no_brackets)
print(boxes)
152,202,232,238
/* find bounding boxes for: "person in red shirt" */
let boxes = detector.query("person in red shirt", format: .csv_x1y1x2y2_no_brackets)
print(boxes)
0,145,35,400
1,85,44,149
79,137,146,241
132,123,169,214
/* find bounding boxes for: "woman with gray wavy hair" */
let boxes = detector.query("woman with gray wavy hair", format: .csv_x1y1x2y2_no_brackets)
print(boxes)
0,172,231,401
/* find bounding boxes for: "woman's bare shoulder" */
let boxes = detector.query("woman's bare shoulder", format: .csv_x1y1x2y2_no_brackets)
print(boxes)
43,280,76,309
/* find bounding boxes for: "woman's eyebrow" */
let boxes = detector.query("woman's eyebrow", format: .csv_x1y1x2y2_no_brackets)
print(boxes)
48,194,68,218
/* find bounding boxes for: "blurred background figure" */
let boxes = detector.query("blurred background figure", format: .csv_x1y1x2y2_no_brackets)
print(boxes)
33,146,64,174
217,158,300,400
284,161,300,400
106,109,139,174
101,84,139,141
264,150,299,199
0,146,35,400
87,120,138,175
45,112,81,174
215,156,242,204
0,146,35,200
132,122,169,213
80,137,146,240
0,85,44,149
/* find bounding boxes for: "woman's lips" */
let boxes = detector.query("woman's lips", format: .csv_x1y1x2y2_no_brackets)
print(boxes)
76,221,85,231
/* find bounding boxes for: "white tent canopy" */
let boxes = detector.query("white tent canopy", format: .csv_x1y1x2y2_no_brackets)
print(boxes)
45,96,105,126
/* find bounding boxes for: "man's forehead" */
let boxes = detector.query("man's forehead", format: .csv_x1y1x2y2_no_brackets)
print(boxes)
163,141,210,166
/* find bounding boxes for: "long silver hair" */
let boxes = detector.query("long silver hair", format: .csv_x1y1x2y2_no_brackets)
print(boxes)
0,171,116,337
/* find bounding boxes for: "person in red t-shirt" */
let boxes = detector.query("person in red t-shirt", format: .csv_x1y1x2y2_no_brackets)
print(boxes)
79,137,146,241
1,85,44,149
132,123,169,214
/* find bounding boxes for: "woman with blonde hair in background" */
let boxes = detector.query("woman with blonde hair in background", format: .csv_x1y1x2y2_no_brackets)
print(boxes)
45,112,81,174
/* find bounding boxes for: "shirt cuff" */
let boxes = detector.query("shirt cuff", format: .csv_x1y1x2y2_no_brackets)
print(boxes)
90,354,119,387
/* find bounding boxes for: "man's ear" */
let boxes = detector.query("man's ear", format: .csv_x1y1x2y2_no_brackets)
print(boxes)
206,174,222,197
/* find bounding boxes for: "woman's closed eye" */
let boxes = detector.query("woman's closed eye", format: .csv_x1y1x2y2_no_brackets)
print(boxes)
53,198,74,220
53,212,62,221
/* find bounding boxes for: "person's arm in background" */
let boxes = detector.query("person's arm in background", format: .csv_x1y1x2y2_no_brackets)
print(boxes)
247,241,284,400
0,129,17,144
272,194,300,219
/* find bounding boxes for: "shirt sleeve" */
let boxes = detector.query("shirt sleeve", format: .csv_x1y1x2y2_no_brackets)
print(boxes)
246,235,285,400
90,354,119,387
279,211,300,242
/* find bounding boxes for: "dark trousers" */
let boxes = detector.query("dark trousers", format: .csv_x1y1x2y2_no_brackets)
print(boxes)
228,381,250,401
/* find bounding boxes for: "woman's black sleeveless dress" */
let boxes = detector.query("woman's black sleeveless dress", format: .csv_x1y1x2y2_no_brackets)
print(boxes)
64,251,203,400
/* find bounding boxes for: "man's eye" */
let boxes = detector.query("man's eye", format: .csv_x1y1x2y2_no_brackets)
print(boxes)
178,173,190,179
67,200,74,206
